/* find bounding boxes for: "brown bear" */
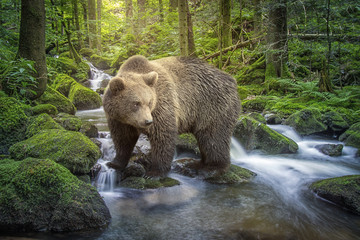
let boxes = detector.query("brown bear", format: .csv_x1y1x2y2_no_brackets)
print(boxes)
103,55,240,177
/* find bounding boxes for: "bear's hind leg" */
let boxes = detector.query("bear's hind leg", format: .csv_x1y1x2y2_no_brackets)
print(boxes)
194,128,231,172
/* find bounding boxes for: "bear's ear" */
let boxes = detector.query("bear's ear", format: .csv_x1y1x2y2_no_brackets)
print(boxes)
109,77,125,94
143,71,158,87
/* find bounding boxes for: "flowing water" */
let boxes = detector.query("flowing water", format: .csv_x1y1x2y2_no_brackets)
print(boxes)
4,66,360,240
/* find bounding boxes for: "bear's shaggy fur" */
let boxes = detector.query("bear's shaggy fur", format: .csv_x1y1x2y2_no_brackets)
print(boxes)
103,55,240,177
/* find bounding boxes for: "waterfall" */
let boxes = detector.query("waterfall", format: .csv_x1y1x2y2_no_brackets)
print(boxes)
87,62,112,91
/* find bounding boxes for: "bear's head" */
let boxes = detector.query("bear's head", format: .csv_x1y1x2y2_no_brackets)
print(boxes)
103,71,158,129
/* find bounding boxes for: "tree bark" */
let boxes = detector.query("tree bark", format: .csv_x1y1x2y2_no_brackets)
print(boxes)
88,0,97,49
73,0,84,49
178,0,188,56
81,0,88,44
97,0,102,52
265,0,288,79
219,0,232,48
17,0,47,99
137,0,147,29
187,1,196,56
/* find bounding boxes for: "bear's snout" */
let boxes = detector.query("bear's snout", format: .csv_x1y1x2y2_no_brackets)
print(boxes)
145,119,153,126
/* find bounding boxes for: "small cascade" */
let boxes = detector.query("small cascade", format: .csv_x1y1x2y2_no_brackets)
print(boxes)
230,137,247,160
87,62,112,91
93,136,117,192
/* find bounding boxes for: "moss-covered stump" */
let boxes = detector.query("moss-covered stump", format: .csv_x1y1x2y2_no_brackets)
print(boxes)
310,175,360,215
54,113,83,131
0,97,28,154
120,176,180,190
90,54,112,70
30,104,58,116
9,129,101,174
233,116,298,154
285,108,327,135
339,122,360,150
25,113,64,138
172,158,256,184
0,158,111,232
36,86,76,115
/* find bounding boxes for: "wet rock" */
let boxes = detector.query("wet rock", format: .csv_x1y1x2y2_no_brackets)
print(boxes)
176,133,200,157
0,158,111,232
265,113,282,125
172,158,256,184
315,144,343,156
339,122,360,150
247,112,266,124
120,176,180,190
80,121,99,138
122,162,146,179
233,116,298,154
9,129,101,174
96,87,105,95
285,108,327,135
91,138,102,148
310,175,360,215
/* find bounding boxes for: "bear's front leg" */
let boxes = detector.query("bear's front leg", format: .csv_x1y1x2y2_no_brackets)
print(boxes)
146,127,177,178
108,119,139,171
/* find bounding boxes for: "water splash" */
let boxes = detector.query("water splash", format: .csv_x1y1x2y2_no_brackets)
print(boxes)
87,62,112,91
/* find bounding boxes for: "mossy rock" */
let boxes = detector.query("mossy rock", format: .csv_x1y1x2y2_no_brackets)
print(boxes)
80,121,99,138
79,48,96,58
339,122,360,149
36,86,76,115
53,74,102,110
172,158,256,184
54,113,83,131
90,54,112,70
0,158,111,232
242,96,277,113
47,56,78,75
30,104,58,116
310,175,360,215
120,176,180,190
68,80,102,110
265,113,282,124
26,113,64,138
0,97,28,154
247,112,266,124
285,108,327,135
9,129,101,174
176,133,200,156
323,110,349,133
73,61,91,83
233,116,298,154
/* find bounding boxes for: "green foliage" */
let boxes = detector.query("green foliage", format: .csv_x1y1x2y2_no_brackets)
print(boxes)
0,58,37,102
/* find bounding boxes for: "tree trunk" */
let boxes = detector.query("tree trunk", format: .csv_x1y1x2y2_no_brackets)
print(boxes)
187,1,196,56
81,0,88,44
178,0,188,56
73,0,84,49
170,0,178,11
17,0,47,99
137,0,147,29
88,0,97,49
97,0,102,52
265,0,288,79
219,0,232,48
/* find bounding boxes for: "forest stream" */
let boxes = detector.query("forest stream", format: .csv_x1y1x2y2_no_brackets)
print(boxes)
73,65,360,240
5,64,359,240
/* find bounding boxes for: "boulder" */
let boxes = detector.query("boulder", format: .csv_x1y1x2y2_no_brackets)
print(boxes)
80,121,99,138
247,112,266,124
25,113,64,138
323,110,349,133
36,86,76,115
54,113,83,131
233,116,298,154
314,144,343,157
285,108,327,135
0,97,27,154
0,158,111,232
265,113,282,124
30,104,58,116
172,158,256,184
339,122,360,150
90,54,112,70
120,176,180,190
9,129,101,174
310,175,360,215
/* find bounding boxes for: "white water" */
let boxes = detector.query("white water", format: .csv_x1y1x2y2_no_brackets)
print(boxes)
87,62,112,91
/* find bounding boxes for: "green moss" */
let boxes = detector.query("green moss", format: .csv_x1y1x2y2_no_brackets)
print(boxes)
242,96,278,113
52,73,75,96
0,97,28,154
30,104,58,116
47,57,78,75
206,164,256,184
68,81,102,110
73,61,90,83
90,54,112,70
26,113,64,138
36,86,76,115
9,129,101,174
270,99,307,118
310,175,360,215
54,113,83,131
247,112,266,123
0,158,110,231
120,176,180,190
79,48,95,58
285,108,327,135
323,110,349,132
234,116,298,154
339,122,360,149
